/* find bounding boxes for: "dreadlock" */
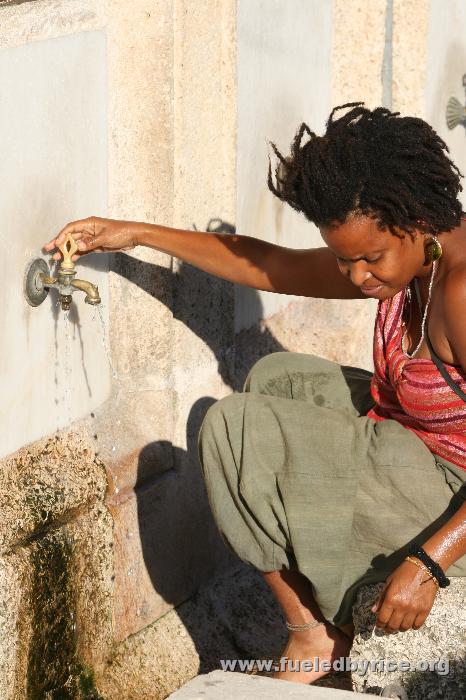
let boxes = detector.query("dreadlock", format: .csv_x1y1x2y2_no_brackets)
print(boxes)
267,102,463,238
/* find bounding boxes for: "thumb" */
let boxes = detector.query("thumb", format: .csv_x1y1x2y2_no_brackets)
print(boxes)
77,238,99,252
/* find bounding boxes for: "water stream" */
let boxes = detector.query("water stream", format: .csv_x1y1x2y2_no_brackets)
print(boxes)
59,301,119,432
93,303,119,381
62,307,73,427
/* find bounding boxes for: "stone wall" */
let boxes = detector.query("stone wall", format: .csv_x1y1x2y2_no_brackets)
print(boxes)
0,0,237,696
1,0,463,697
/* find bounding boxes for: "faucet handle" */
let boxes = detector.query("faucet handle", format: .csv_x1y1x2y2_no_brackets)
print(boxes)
58,233,78,270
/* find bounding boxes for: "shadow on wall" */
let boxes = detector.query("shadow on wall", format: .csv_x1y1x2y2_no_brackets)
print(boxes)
113,220,290,669
109,219,288,392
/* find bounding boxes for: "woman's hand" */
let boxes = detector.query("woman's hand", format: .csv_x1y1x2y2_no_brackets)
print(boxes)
370,559,438,633
42,216,140,262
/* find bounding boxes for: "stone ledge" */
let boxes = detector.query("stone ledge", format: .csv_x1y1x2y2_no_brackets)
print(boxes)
351,580,466,698
165,670,367,699
0,428,106,553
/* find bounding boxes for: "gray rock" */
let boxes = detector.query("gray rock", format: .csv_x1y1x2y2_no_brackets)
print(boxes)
350,580,466,698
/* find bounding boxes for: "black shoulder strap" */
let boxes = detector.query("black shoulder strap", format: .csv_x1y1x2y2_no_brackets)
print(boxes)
414,278,466,403
425,333,466,403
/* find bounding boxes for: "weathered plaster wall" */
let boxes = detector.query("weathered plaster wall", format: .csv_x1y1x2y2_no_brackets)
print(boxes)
235,0,332,332
392,0,429,117
325,0,389,371
332,0,387,110
0,30,110,458
234,0,382,373
425,0,466,210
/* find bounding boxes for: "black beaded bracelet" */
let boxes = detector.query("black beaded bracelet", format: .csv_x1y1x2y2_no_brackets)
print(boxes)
408,544,450,588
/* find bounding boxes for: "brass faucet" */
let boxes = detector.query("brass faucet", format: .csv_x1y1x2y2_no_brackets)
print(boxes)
40,233,101,310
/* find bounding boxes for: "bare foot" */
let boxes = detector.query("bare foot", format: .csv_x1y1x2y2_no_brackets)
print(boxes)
272,622,352,684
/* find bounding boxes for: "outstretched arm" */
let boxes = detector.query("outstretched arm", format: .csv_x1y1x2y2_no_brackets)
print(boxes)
44,216,368,299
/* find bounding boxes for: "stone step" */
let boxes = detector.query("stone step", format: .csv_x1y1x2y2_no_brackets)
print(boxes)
165,670,368,699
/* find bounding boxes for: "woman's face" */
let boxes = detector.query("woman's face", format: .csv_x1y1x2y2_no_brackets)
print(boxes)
319,213,427,299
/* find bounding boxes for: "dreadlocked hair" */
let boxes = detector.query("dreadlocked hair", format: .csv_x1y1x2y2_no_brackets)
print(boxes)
267,102,463,238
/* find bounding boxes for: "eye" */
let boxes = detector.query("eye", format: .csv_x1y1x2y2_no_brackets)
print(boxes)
336,256,381,264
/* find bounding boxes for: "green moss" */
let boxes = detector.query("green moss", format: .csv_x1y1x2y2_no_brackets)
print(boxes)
25,530,103,700
77,665,103,700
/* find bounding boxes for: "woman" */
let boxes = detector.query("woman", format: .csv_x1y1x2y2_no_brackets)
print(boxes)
44,103,466,686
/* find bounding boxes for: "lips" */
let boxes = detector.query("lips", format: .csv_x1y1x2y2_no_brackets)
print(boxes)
360,284,383,294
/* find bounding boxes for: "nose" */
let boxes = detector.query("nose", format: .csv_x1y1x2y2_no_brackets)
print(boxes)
341,261,373,288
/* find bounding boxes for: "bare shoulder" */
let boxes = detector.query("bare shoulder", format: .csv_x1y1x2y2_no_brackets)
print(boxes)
443,262,466,306
442,263,466,373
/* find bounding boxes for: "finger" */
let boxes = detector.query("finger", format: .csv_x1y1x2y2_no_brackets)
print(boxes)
74,246,105,259
412,612,427,630
43,220,90,252
43,232,85,256
69,251,93,262
374,601,395,631
383,609,405,634
51,252,78,262
77,236,105,252
399,612,417,632
51,249,88,262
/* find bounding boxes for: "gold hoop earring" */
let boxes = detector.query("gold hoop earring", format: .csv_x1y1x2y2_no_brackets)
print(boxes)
424,236,443,264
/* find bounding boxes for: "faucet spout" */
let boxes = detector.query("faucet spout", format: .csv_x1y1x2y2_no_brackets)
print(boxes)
71,278,102,305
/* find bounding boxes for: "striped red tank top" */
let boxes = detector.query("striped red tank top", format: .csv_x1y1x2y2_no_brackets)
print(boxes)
366,286,466,470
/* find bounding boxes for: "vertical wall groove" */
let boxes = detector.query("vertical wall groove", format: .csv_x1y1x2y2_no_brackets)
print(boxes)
382,0,393,109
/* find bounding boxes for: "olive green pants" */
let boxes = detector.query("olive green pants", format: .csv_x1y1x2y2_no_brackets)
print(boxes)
197,352,466,625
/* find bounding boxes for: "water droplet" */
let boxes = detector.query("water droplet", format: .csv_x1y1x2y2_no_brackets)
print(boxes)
127,568,134,576
63,310,73,425
91,304,120,381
